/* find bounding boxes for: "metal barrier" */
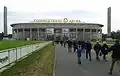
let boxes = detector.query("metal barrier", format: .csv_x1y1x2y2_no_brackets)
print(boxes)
0,41,52,69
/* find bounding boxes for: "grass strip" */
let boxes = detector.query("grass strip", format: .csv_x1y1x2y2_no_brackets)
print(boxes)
0,40,45,51
0,43,55,76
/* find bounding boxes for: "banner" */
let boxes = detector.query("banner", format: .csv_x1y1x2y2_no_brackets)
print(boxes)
32,18,81,23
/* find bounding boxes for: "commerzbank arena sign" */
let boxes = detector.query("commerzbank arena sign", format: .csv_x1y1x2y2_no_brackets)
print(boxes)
31,18,81,23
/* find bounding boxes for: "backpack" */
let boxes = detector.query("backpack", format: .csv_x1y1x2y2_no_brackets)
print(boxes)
78,45,82,50
77,45,82,53
104,48,108,51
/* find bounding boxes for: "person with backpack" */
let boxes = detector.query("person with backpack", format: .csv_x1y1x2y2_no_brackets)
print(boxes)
73,40,78,52
67,40,72,52
94,41,102,61
108,40,120,75
63,40,66,47
81,41,86,53
76,41,84,64
101,41,109,61
60,40,63,46
85,41,92,61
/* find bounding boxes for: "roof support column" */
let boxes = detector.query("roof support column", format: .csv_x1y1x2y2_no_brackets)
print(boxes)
76,28,77,40
90,29,92,41
96,29,99,40
83,28,85,41
37,28,40,40
16,29,18,40
30,28,32,40
12,29,15,39
45,28,47,40
12,29,14,38
23,28,25,40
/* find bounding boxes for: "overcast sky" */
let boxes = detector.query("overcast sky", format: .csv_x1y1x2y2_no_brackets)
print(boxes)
0,0,119,34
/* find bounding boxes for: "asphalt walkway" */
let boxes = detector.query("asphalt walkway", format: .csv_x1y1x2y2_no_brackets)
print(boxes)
55,44,120,76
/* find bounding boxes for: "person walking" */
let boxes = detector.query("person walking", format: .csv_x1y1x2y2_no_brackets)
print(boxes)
67,40,72,52
85,41,92,61
63,40,66,47
101,41,109,61
81,41,86,53
60,40,63,46
76,41,84,64
94,41,102,61
73,40,78,52
108,40,120,75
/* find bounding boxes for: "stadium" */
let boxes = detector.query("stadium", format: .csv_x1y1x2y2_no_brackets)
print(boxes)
10,18,104,41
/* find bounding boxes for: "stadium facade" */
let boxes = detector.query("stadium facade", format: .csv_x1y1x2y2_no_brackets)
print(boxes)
10,19,104,41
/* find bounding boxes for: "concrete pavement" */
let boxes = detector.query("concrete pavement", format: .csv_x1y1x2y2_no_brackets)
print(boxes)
55,44,120,76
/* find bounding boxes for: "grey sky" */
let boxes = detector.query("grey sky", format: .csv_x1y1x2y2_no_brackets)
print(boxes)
0,0,119,34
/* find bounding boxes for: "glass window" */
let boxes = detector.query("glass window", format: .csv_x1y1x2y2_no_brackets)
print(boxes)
92,29,96,32
77,29,83,32
85,29,90,32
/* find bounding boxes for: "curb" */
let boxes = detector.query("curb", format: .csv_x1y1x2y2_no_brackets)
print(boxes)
53,45,56,76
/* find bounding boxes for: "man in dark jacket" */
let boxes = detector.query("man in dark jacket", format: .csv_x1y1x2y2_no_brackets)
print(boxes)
63,40,66,47
67,40,73,52
101,41,109,61
94,41,101,61
73,40,78,52
76,41,84,64
108,40,120,75
85,41,92,61
60,40,63,46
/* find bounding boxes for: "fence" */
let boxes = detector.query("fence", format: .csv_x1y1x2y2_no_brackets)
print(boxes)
0,41,52,69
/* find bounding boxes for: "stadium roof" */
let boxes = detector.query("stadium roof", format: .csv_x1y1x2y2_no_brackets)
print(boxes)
10,23,104,27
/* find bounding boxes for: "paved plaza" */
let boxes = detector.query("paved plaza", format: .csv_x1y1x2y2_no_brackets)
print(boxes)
55,44,120,76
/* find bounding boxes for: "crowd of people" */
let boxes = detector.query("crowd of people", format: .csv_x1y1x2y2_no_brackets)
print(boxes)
54,39,120,75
